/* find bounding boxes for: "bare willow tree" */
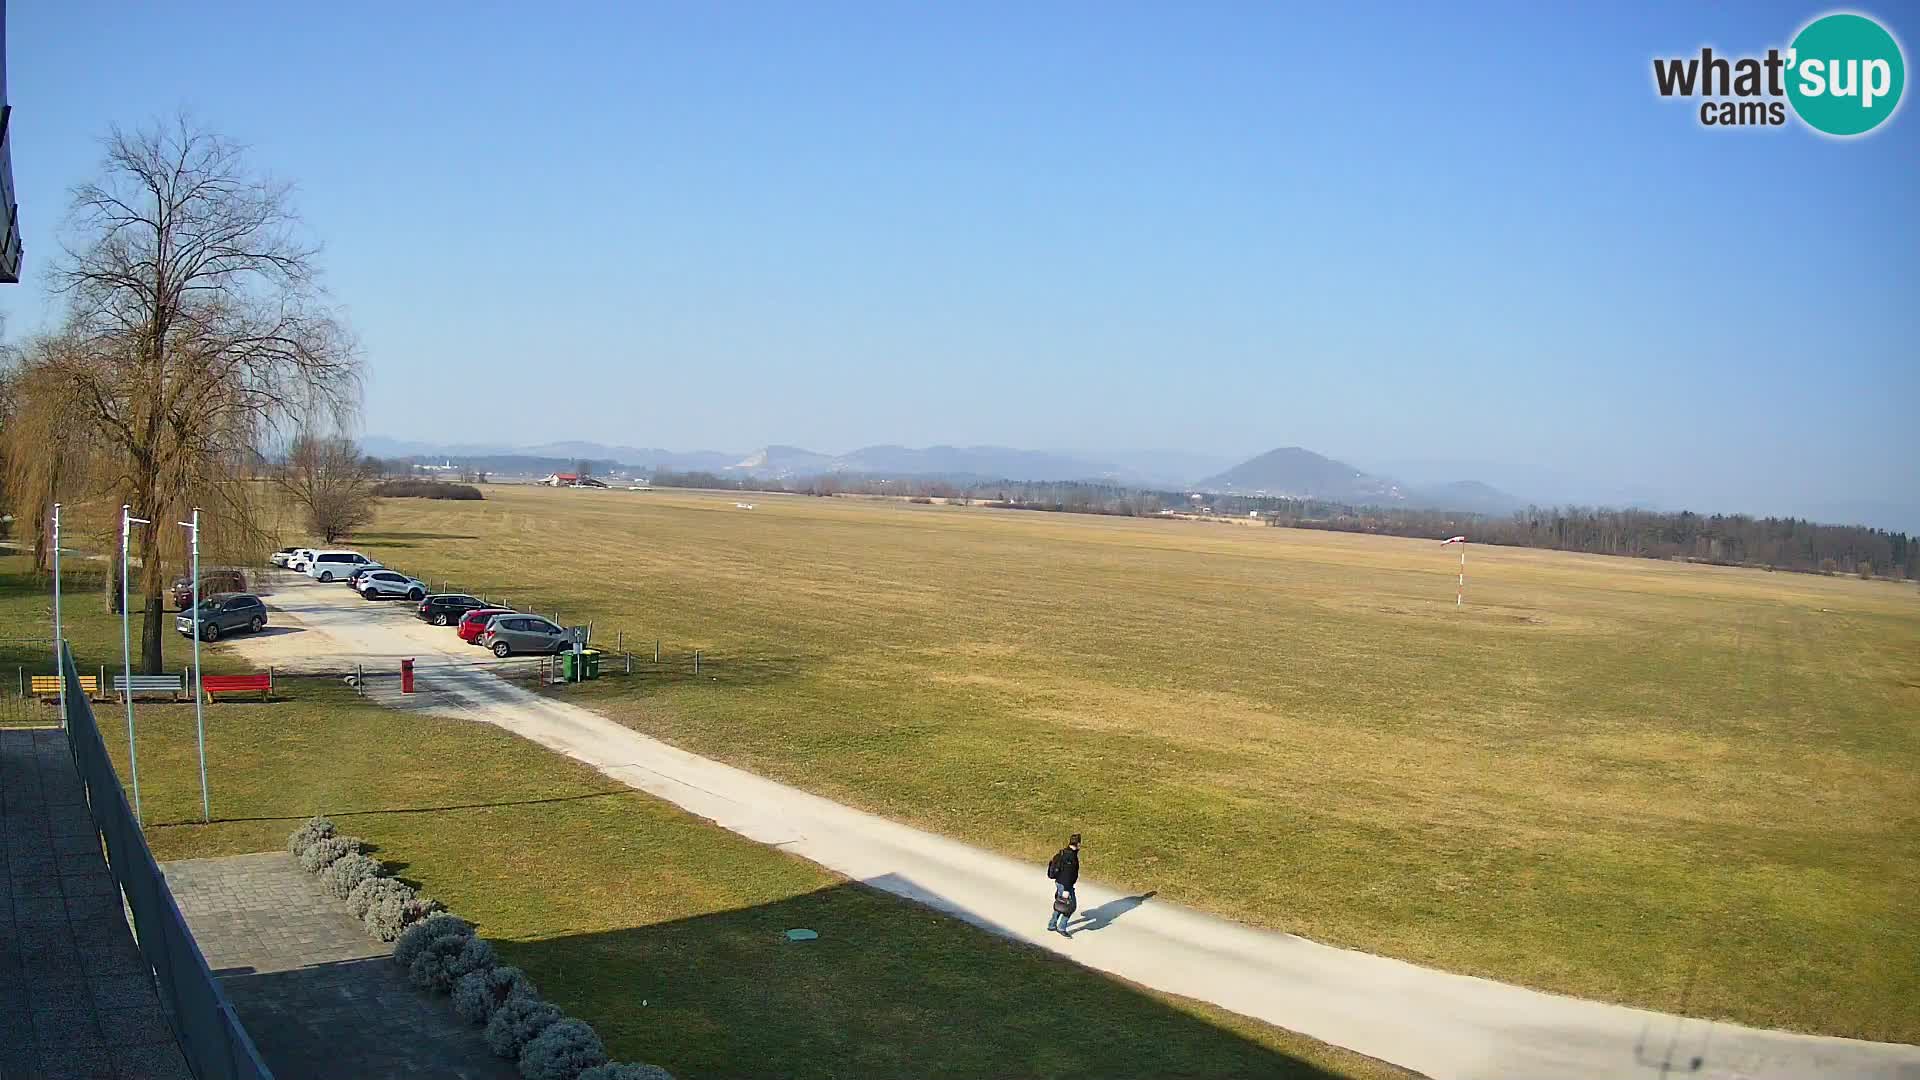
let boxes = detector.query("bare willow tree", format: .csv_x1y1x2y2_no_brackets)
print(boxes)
43,115,360,671
0,334,111,570
277,433,379,543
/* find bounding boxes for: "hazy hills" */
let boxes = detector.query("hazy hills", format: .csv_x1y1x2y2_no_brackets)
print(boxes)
366,436,1525,513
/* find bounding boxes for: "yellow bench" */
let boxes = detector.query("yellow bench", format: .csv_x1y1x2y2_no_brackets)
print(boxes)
30,675,98,699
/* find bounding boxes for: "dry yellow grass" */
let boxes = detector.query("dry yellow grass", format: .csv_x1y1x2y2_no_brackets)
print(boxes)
357,485,1920,1041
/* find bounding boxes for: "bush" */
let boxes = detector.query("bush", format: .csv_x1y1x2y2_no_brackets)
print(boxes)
346,875,411,920
485,995,561,1060
373,479,484,500
298,835,358,873
453,965,538,1025
518,1018,606,1080
394,914,472,969
364,887,440,943
286,816,336,857
579,1065,675,1080
321,853,381,899
410,933,496,995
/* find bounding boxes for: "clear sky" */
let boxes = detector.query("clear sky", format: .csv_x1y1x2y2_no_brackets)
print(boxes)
2,2,1915,526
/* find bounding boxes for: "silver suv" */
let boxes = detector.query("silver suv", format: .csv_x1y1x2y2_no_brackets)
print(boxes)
480,613,569,657
175,593,268,641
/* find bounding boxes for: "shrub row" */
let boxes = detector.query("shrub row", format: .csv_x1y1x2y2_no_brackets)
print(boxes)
286,817,671,1080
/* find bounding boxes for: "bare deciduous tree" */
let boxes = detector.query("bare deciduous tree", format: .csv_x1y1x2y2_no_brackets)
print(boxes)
44,115,360,671
277,434,379,543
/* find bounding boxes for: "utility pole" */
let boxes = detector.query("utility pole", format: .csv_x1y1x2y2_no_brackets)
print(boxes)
180,508,210,822
121,505,152,822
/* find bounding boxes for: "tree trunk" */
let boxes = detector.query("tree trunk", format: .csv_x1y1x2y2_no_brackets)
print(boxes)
142,596,165,674
138,523,165,674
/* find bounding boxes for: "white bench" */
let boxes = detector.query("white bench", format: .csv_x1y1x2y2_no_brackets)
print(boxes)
113,674,186,702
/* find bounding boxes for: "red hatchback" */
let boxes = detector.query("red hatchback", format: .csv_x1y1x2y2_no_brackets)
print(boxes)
457,608,513,644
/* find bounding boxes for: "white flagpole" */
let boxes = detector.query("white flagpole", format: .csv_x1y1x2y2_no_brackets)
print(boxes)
52,504,64,724
1458,545,1466,608
121,505,152,822
180,508,209,822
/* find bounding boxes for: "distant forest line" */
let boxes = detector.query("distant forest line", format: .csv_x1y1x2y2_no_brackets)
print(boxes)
648,470,1920,582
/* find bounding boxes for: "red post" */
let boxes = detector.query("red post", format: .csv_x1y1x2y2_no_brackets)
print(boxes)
401,657,415,694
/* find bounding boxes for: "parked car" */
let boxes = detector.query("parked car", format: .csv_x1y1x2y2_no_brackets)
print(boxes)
457,607,514,643
174,593,268,642
480,613,570,657
170,569,249,610
285,548,318,572
418,594,488,626
358,570,428,601
268,546,301,568
304,550,376,582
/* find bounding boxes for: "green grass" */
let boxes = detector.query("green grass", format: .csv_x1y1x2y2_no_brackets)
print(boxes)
0,552,1411,1080
347,486,1920,1041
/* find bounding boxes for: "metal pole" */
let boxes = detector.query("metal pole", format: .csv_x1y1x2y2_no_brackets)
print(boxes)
182,508,210,823
121,505,151,822
694,650,700,675
654,639,660,664
52,504,64,725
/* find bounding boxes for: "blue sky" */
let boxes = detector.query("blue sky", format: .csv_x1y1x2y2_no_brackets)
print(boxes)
3,2,1915,526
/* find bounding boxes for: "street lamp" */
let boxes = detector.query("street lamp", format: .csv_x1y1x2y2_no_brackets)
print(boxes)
179,508,210,822
120,504,151,821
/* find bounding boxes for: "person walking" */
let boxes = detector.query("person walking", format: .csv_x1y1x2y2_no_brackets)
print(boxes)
1046,833,1081,935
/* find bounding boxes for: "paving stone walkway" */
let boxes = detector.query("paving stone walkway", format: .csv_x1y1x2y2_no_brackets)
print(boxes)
0,727,193,1080
162,852,517,1080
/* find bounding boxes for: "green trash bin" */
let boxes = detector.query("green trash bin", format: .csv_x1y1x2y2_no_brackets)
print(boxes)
559,651,578,682
582,649,602,680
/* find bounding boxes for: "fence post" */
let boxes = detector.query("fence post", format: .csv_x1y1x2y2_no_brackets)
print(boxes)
16,666,21,697
616,630,623,654
654,640,660,664
625,651,631,675
268,666,275,698
694,650,700,675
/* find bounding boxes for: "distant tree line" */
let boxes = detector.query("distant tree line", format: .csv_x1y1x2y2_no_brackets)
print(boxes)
1266,503,1917,580
648,469,1918,581
372,479,484,501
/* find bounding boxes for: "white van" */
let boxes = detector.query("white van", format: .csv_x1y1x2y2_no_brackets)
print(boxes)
303,550,376,582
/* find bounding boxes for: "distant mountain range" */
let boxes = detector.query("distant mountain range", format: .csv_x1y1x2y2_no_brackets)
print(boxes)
365,436,1526,514
1194,447,1525,513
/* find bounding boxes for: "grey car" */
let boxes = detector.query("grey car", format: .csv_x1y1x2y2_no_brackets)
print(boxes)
175,593,268,641
479,613,569,657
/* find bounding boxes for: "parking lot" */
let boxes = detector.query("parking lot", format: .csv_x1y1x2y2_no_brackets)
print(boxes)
227,569,556,679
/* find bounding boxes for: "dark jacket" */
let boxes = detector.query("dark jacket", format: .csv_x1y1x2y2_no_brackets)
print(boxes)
1051,846,1080,888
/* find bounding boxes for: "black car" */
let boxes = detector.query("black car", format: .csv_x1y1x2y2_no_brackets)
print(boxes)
416,594,489,626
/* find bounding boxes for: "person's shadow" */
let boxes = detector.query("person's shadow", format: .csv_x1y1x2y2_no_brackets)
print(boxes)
1066,891,1157,934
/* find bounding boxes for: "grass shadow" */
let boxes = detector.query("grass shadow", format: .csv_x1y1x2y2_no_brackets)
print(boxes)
498,878,1418,1080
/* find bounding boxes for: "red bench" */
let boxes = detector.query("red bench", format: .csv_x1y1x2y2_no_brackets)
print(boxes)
202,672,273,702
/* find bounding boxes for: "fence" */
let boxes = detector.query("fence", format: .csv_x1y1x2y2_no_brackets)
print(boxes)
58,643,274,1080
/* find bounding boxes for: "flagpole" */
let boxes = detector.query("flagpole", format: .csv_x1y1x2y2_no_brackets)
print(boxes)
121,505,152,823
52,505,64,725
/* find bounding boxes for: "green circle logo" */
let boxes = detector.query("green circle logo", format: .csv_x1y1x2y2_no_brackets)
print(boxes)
1787,13,1905,136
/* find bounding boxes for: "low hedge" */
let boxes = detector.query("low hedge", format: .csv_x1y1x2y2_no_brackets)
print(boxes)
286,817,674,1080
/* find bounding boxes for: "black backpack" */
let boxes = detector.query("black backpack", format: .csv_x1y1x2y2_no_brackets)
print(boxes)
1046,850,1062,880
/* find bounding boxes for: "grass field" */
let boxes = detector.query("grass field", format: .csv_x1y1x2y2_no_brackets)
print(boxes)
0,553,1409,1079
342,485,1920,1042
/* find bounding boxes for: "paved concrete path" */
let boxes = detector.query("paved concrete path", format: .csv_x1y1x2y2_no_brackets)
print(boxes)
164,852,516,1080
1,728,193,1080
232,575,1920,1080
